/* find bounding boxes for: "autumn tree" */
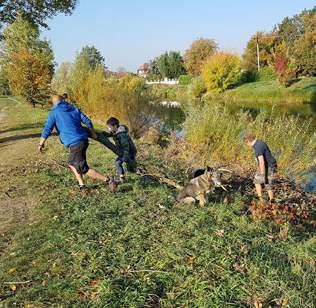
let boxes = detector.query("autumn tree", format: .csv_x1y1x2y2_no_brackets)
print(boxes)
242,32,277,72
0,0,78,28
274,6,315,76
202,52,242,93
2,15,54,105
184,38,218,75
292,10,316,76
8,49,52,105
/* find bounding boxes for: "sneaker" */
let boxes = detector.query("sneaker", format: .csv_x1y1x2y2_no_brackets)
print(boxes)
119,175,125,183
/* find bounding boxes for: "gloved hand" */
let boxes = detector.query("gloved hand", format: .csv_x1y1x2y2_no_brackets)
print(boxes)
255,174,266,184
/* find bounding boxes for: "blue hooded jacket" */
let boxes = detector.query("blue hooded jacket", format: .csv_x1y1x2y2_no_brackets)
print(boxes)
41,101,93,147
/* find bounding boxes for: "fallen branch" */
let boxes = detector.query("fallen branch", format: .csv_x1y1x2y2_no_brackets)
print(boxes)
127,269,168,274
3,280,31,285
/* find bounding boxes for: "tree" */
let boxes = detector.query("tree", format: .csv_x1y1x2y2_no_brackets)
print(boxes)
2,15,54,104
0,0,78,28
292,11,316,76
274,42,296,87
74,46,105,72
7,48,52,105
68,45,106,103
242,32,277,72
275,6,316,76
147,58,162,81
156,51,186,79
202,52,242,93
52,62,73,94
184,37,218,75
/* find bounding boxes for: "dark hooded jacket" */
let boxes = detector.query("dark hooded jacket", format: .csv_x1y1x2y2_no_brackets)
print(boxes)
112,125,137,160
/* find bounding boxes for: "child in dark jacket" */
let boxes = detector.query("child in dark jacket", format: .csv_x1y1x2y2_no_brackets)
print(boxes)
105,117,137,182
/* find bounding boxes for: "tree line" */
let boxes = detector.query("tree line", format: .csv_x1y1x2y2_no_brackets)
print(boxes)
0,4,314,104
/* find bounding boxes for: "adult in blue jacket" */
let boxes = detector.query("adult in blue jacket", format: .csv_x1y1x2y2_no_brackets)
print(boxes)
39,95,109,189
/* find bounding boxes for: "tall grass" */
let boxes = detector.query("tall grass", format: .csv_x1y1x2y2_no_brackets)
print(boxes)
184,102,316,178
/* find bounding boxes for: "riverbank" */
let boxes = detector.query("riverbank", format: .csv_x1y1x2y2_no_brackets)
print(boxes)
217,77,316,105
149,77,316,106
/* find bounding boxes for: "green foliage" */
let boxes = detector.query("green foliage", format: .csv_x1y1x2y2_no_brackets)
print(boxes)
202,52,243,93
184,37,218,75
187,77,207,101
51,62,73,95
0,65,10,95
156,51,186,79
0,0,78,28
184,103,316,178
74,45,105,71
225,78,316,104
147,58,162,81
178,74,193,85
256,67,277,81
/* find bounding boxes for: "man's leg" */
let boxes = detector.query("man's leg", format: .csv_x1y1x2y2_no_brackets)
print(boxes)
267,189,274,201
69,165,84,186
255,183,264,201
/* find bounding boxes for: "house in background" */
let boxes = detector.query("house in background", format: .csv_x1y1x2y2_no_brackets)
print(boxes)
137,63,149,78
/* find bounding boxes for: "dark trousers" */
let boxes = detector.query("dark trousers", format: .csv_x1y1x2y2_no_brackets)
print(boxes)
115,155,137,176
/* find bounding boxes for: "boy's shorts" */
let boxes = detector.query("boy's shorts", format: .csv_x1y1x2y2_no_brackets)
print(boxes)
68,140,89,174
253,168,275,190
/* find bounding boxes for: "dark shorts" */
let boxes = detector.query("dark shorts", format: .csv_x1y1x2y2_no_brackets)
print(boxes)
68,140,89,174
254,168,276,189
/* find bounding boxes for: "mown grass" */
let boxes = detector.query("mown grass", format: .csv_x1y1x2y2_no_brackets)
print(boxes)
225,78,316,104
0,98,316,307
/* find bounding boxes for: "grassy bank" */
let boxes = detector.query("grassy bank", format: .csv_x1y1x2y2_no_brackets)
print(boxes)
0,98,316,307
224,77,316,104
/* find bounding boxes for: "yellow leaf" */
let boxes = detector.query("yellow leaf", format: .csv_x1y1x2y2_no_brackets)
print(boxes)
10,284,17,291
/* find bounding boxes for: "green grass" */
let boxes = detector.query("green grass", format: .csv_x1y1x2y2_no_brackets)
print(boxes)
0,98,316,307
225,77,316,104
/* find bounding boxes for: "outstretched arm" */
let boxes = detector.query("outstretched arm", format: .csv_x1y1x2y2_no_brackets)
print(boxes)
39,113,55,152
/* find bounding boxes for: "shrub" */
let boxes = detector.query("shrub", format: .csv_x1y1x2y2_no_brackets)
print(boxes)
256,66,276,81
187,77,207,102
202,52,243,93
178,74,193,85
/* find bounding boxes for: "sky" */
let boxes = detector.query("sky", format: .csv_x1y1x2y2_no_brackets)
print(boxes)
42,0,315,72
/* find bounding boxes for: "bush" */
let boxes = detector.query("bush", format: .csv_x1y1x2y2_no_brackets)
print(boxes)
187,77,207,102
178,74,193,85
202,52,243,93
240,70,257,84
256,66,276,81
184,103,316,179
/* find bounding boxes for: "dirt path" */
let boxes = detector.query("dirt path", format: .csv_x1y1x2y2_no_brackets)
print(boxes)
0,98,41,253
